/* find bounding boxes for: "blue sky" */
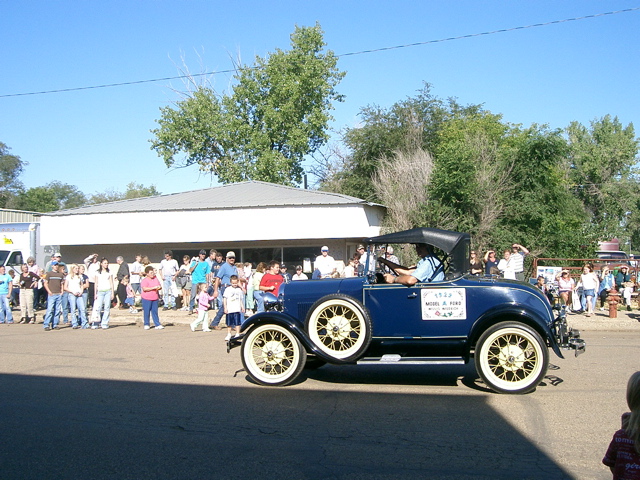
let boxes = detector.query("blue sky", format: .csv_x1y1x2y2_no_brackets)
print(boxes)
1,1,639,198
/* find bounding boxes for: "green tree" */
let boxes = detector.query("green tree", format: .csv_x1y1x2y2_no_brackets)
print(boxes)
566,115,640,238
15,181,87,213
326,84,483,202
151,23,345,186
89,182,160,205
0,142,26,208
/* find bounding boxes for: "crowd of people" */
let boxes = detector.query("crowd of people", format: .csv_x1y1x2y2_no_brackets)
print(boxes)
470,243,637,316
0,246,370,338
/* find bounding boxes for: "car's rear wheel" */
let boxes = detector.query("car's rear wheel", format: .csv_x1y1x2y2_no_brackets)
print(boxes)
241,324,307,386
305,294,372,361
474,322,549,394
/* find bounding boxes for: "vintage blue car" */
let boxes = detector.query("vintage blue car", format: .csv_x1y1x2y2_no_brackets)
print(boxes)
230,228,585,394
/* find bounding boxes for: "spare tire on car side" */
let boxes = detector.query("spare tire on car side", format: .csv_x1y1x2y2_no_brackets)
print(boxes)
305,294,372,362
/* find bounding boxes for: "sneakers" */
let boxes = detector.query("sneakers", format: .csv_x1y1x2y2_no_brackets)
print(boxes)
155,325,164,330
44,326,51,331
190,323,196,332
599,307,606,311
224,333,231,341
101,326,109,329
203,328,212,332
91,325,98,329
129,307,138,313
144,325,150,330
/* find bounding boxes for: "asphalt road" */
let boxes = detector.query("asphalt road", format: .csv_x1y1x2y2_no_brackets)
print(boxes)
0,323,636,480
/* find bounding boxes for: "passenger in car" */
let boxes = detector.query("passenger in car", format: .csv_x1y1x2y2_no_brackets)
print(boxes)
378,243,444,285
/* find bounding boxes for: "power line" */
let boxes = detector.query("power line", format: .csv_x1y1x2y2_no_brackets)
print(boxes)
1,6,639,99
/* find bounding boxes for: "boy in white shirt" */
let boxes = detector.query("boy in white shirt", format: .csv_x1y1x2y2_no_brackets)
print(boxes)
223,275,245,341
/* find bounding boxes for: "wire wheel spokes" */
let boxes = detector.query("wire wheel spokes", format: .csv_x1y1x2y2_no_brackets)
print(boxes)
486,333,538,382
251,329,295,376
316,304,362,351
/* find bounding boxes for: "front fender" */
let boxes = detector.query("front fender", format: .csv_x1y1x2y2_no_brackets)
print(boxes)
469,304,564,359
240,312,347,365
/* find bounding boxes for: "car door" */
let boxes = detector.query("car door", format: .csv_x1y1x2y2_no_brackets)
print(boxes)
363,281,469,338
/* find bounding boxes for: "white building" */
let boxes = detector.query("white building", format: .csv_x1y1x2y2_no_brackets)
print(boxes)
39,181,385,270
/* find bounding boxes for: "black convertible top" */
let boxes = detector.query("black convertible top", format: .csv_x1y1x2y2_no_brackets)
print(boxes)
365,227,471,277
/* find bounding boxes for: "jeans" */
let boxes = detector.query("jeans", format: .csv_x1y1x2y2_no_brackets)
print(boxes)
68,294,87,328
43,294,62,328
0,295,13,323
131,283,141,295
163,276,175,308
142,299,161,327
210,286,226,327
253,290,265,313
189,282,202,311
61,292,70,323
94,290,112,327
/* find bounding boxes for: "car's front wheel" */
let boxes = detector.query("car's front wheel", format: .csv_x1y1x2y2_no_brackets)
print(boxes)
241,324,307,386
474,322,549,394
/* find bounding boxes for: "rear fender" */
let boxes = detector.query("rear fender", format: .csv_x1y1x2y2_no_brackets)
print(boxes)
240,312,346,364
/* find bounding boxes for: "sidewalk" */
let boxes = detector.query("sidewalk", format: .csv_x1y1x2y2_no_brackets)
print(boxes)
103,305,640,332
23,304,640,332
566,308,640,332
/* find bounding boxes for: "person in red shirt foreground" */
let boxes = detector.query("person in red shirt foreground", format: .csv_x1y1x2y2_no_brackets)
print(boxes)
259,260,284,297
603,371,640,479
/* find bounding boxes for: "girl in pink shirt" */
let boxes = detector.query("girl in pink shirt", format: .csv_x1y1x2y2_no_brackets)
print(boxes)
190,283,215,332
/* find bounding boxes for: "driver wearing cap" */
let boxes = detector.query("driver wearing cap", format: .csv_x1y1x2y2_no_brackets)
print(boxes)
378,243,444,285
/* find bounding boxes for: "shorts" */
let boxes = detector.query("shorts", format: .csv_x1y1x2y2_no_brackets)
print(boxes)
125,298,134,306
583,289,595,297
226,312,242,327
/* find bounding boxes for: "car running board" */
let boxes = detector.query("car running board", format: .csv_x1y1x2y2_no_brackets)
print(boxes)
357,355,466,365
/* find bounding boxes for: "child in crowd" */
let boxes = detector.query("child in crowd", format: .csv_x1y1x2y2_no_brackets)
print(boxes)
603,371,640,479
535,275,554,304
223,275,245,341
190,283,214,332
122,276,137,313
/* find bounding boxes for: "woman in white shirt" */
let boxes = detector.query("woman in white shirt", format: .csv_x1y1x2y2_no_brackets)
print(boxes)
93,258,115,329
65,264,88,328
579,265,599,317
497,250,516,280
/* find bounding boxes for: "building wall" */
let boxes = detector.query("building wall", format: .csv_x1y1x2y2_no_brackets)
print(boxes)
41,204,384,245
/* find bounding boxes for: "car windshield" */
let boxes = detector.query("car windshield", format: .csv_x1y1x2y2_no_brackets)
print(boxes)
0,250,10,265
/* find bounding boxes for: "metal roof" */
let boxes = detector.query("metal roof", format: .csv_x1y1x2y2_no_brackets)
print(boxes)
43,181,382,216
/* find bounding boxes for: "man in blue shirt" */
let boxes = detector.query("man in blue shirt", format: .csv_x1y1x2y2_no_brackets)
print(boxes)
210,252,238,329
379,243,444,285
0,265,14,323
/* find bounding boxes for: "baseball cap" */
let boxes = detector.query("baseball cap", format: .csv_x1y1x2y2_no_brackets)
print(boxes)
51,261,59,266
226,251,236,258
54,252,62,257
199,249,207,255
321,246,329,251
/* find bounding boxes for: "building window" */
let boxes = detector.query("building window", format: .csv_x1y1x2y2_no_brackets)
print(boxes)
243,247,282,266
283,246,321,273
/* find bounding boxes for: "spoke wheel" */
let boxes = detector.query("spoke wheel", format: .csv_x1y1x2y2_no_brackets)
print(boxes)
306,294,372,361
241,324,306,386
475,322,549,394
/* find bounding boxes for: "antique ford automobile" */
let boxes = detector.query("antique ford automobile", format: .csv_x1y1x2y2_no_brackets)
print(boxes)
229,228,585,394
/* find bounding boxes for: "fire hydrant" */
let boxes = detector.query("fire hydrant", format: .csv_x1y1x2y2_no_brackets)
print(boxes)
608,287,621,318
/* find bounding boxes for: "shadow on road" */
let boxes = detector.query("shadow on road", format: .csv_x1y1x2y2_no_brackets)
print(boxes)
0,372,573,480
